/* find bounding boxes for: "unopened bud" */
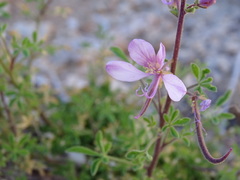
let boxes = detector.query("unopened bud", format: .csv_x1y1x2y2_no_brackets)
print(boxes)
198,0,216,8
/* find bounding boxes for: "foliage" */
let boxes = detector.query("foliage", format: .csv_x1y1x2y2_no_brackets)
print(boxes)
0,1,239,180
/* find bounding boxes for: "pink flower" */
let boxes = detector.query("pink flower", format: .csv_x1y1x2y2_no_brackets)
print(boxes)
198,0,216,8
106,39,186,118
200,99,211,111
161,0,180,11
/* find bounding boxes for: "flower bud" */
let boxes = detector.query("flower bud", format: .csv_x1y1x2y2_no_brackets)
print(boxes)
198,0,216,8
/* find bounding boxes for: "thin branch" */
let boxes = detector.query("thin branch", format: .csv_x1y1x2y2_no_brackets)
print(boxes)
187,83,199,90
147,0,187,177
0,91,16,136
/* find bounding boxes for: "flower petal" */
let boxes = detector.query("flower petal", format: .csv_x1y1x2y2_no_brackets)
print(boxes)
145,75,161,99
106,61,150,82
128,39,156,67
161,0,174,5
134,98,152,119
162,74,186,101
200,99,211,111
156,43,166,69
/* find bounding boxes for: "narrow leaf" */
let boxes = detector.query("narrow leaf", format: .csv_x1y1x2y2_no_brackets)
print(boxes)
173,118,191,126
125,150,143,159
162,124,169,132
90,158,102,176
66,146,100,156
0,24,7,33
215,90,231,107
182,137,190,146
200,77,213,84
211,117,219,125
170,127,179,138
96,131,104,153
163,114,170,123
200,68,211,80
201,84,217,92
110,47,129,62
22,49,30,57
218,113,235,120
171,110,179,121
32,31,38,42
191,63,200,80
104,142,112,154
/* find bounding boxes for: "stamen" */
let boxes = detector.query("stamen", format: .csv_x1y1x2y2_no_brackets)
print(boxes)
135,83,149,97
135,87,145,97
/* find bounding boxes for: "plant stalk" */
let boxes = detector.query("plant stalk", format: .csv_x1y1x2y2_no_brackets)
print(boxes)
147,0,186,177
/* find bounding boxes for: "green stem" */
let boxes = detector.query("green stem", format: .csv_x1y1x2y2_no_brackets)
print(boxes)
107,155,134,166
187,83,199,90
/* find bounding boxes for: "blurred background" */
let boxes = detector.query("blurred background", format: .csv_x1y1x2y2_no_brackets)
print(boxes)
0,0,240,179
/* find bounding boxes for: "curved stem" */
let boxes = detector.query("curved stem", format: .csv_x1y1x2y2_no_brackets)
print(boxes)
192,96,232,164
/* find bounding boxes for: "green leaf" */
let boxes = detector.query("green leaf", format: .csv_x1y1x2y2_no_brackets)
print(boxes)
182,132,194,136
163,114,170,123
145,152,153,161
200,68,211,80
90,158,102,176
201,84,217,92
125,150,143,159
143,117,150,124
173,118,190,126
0,2,7,8
200,77,213,84
218,113,235,120
162,124,169,132
215,90,231,107
96,131,104,153
143,117,156,127
66,146,100,156
171,110,179,121
22,49,30,57
170,8,178,17
110,47,129,62
32,31,38,42
211,117,219,125
170,127,179,138
22,37,30,46
0,24,7,33
191,63,200,80
182,137,190,146
104,142,112,154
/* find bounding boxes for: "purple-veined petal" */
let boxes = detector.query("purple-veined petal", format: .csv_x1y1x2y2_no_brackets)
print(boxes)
135,98,152,119
161,0,174,5
144,75,161,99
106,61,150,82
162,74,186,101
156,43,166,69
128,39,156,67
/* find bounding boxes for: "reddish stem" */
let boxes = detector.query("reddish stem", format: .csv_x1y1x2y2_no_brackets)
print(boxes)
192,96,232,164
147,0,186,177
0,91,16,136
